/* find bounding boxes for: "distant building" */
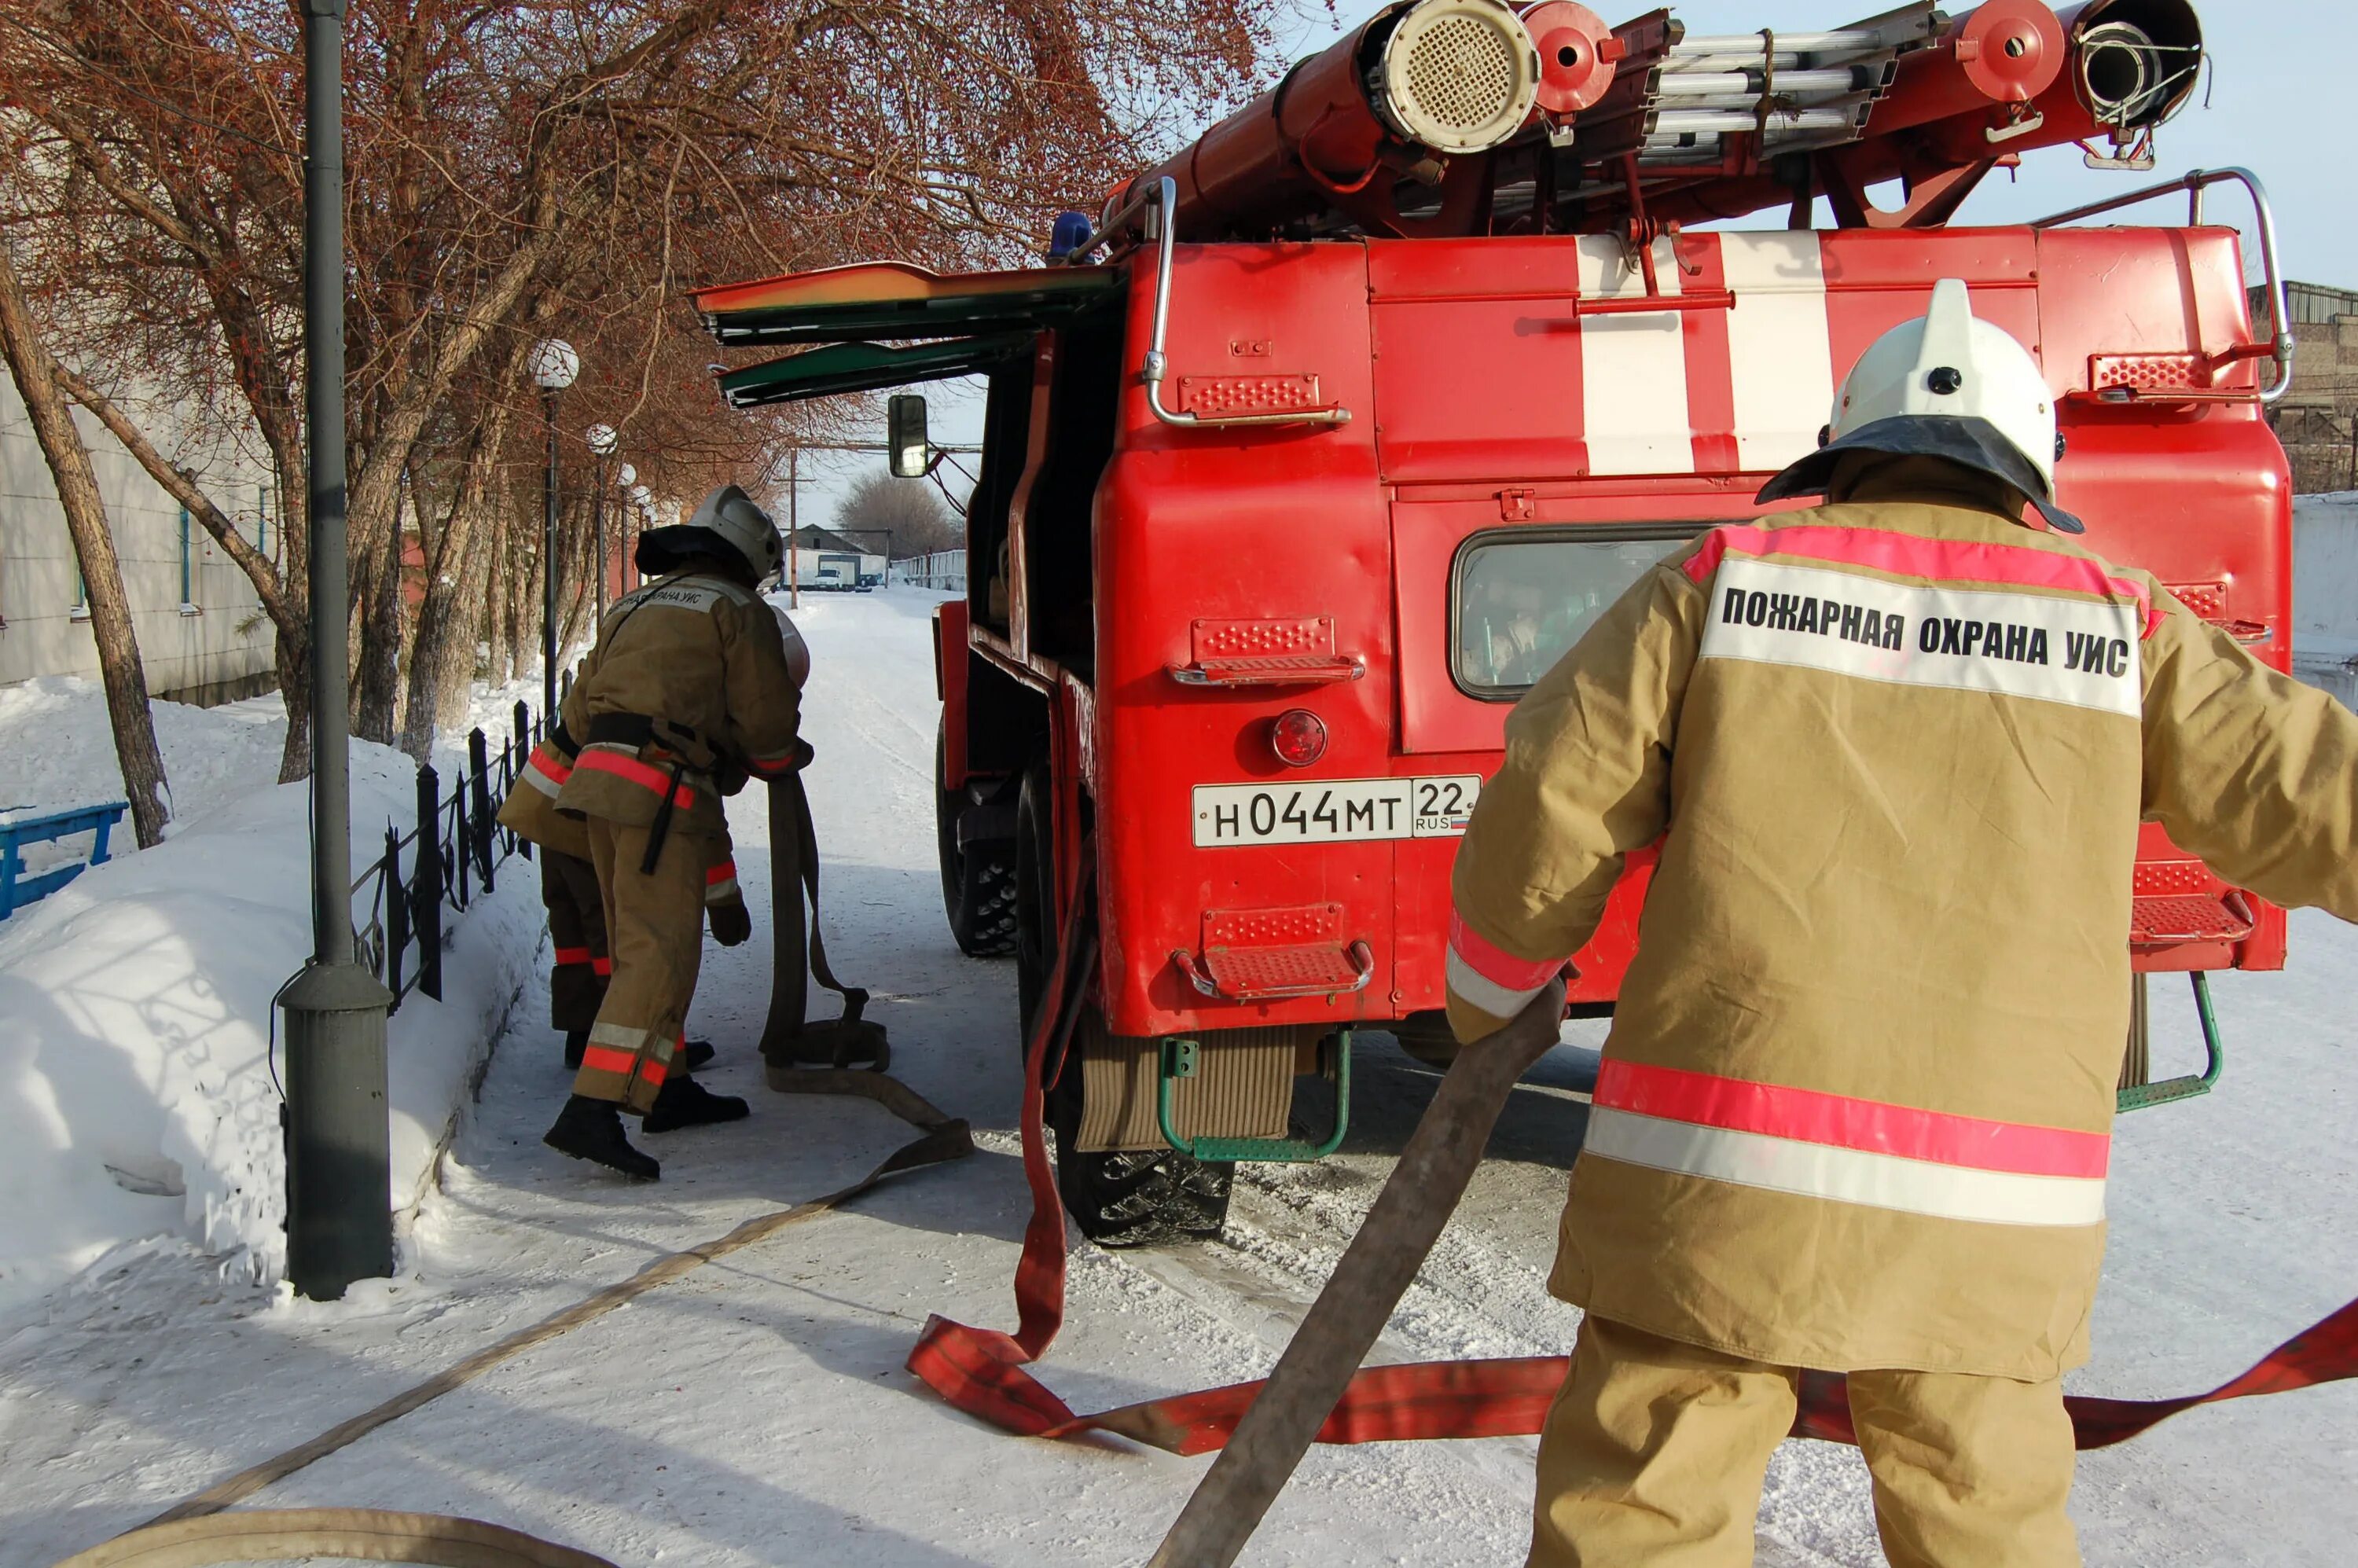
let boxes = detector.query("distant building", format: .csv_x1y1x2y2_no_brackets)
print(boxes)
2255,281,2358,495
782,524,887,589
1,370,275,704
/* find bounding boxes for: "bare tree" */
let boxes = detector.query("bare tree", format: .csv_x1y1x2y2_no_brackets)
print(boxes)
2,0,1280,760
835,472,965,559
0,239,171,846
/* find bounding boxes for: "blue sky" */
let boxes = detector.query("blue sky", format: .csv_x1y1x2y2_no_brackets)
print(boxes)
800,1,2347,534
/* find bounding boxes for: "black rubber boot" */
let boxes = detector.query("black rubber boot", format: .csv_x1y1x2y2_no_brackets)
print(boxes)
682,1038,715,1072
543,1095,660,1181
641,1075,751,1134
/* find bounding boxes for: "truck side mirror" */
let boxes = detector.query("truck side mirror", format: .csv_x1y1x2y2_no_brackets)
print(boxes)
889,394,930,479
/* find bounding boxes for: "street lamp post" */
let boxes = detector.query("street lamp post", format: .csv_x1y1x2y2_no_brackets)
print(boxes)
613,461,636,607
281,0,395,1302
528,340,577,727
626,480,652,591
586,424,618,624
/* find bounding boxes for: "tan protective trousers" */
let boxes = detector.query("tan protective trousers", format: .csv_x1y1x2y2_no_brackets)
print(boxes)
571,817,708,1114
1529,1315,2079,1568
541,848,610,1034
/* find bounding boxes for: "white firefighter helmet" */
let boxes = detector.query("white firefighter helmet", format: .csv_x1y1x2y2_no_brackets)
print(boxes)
1757,278,2081,533
684,483,785,578
772,604,810,690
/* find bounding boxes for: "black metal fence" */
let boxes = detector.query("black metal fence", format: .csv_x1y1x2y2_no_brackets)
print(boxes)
352,700,545,1013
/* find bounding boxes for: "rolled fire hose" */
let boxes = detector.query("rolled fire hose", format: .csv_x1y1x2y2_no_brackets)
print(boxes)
51,1508,619,1568
760,764,891,1073
1143,980,1570,1568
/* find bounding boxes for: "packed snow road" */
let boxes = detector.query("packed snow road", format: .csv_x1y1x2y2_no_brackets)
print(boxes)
3,588,2352,1567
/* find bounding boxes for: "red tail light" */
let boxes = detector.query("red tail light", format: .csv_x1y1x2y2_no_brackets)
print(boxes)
1271,709,1328,768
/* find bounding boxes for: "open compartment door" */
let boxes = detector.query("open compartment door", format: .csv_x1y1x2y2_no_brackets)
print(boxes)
695,259,1126,410
715,333,1034,409
695,260,1123,347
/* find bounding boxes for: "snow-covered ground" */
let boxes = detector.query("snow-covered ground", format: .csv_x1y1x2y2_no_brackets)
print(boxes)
2,589,2352,1566
0,677,543,1311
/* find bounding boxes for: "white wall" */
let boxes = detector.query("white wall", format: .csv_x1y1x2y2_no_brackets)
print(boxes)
1,370,274,701
2292,493,2358,707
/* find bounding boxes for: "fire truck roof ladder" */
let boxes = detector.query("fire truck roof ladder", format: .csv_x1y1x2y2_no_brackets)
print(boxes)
1619,5,1934,167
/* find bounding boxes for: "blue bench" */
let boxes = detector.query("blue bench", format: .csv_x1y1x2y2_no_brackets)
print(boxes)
0,802,130,920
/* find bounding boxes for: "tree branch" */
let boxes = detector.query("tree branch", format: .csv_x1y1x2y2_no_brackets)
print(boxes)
49,357,301,640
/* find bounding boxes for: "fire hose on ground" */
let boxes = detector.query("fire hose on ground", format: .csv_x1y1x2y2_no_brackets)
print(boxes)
907,899,2358,1567
58,793,2358,1564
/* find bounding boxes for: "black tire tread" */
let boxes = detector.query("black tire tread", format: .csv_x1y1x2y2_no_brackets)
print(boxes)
1052,1140,1234,1249
938,720,1018,958
956,854,1019,957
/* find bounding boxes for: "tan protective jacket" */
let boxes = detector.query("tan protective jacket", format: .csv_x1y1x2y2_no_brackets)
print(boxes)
497,718,744,911
551,571,803,843
1447,460,2358,1379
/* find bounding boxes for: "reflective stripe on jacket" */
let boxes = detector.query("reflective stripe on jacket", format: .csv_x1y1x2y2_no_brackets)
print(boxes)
498,729,593,861
497,709,741,891
1447,460,2358,1379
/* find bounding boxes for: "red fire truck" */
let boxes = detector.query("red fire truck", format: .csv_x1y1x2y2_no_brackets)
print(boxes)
696,0,2292,1246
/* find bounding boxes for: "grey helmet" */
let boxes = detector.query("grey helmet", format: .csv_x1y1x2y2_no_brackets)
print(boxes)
684,483,784,578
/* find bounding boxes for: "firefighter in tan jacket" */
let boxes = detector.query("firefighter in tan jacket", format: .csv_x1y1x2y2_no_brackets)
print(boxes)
540,484,807,1181
498,715,758,1070
1447,281,2358,1568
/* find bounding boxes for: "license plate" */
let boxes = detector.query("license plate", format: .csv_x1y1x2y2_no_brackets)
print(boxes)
1192,775,1481,847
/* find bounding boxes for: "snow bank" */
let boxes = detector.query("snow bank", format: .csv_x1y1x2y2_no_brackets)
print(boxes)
0,679,542,1313
0,677,288,880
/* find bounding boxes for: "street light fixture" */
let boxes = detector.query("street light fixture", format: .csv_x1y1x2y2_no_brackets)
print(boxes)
527,339,579,394
282,0,395,1302
615,462,637,593
586,424,618,624
528,339,577,726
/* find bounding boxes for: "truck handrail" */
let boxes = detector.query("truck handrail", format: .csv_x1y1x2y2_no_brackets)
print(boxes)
2030,167,2294,405
1140,176,1355,431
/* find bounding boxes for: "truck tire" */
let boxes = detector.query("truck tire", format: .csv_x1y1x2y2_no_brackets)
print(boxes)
938,722,1016,957
1046,1124,1236,1249
1012,762,1234,1247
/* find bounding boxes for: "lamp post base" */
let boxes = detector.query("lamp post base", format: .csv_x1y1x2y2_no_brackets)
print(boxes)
281,958,395,1300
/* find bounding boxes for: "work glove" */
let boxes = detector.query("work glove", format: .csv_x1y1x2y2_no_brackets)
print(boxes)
709,897,752,948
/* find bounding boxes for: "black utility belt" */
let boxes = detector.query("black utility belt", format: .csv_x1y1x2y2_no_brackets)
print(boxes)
584,713,677,750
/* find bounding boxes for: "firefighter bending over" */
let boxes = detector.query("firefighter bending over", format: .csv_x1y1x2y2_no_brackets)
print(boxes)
1445,281,2358,1567
542,483,807,1181
498,717,756,1074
